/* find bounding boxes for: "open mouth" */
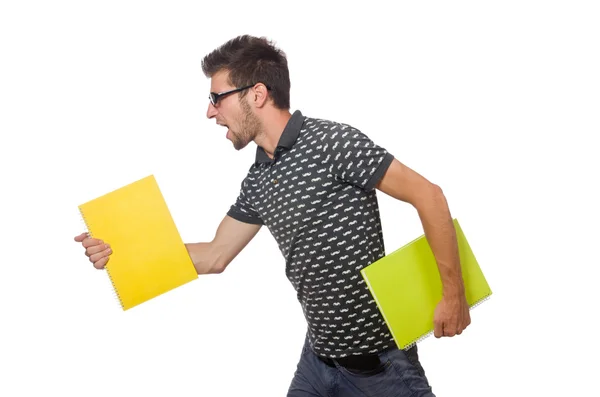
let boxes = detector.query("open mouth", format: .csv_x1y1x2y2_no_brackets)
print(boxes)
218,122,230,137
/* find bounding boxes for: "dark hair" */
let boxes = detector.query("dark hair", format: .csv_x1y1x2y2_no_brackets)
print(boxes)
201,35,291,109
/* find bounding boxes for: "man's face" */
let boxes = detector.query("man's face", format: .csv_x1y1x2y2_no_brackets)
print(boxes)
206,70,262,151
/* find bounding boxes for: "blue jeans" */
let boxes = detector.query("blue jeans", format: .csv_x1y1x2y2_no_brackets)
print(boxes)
287,335,435,397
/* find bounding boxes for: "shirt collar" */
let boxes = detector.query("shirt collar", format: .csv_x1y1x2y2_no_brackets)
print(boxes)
255,110,304,164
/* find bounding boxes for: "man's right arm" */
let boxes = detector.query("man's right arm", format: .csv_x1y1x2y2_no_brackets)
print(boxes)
74,214,262,274
185,215,261,274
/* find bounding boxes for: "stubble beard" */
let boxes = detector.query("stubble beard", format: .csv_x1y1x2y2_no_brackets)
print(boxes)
231,99,263,151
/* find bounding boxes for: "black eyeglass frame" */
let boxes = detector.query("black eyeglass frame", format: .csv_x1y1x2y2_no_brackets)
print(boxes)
209,83,271,106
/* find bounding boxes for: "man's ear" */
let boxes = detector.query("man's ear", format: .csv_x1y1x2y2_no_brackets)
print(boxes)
252,83,269,108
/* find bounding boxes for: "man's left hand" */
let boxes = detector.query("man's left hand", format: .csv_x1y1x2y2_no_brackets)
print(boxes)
433,293,471,338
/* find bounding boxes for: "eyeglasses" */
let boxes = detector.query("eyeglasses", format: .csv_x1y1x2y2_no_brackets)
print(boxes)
208,83,270,106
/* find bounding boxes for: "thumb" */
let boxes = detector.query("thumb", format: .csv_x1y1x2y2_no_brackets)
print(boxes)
433,318,443,338
74,232,89,242
433,305,443,338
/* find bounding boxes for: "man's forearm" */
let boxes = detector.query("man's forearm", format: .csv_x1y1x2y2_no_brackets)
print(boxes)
416,185,465,297
185,242,223,275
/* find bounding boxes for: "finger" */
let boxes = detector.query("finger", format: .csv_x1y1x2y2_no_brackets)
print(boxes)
93,255,110,269
457,318,464,334
89,246,112,266
434,320,443,338
443,316,457,337
462,312,470,332
74,232,89,242
82,237,104,249
85,243,110,257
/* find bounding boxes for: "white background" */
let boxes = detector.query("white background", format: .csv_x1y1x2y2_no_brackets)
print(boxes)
1,1,598,396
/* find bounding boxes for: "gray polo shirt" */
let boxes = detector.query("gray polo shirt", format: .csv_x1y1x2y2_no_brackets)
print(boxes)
227,110,396,358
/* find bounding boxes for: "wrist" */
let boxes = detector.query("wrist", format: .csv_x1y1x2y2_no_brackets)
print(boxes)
442,284,465,299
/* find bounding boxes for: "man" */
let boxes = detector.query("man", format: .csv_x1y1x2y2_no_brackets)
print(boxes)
74,35,470,396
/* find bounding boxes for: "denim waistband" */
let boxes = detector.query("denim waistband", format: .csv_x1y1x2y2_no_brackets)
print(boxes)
317,352,383,371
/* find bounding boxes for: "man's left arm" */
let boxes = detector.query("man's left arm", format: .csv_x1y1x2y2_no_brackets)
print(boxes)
375,158,471,338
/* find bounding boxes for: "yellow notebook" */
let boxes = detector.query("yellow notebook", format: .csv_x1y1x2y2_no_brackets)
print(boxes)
78,175,198,310
360,219,491,349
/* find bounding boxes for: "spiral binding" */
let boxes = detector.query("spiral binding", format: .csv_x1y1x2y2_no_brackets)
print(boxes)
469,293,492,311
78,207,124,310
403,330,434,350
401,291,493,351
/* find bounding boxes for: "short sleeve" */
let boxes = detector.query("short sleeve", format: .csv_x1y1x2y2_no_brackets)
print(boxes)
226,178,263,225
323,125,394,191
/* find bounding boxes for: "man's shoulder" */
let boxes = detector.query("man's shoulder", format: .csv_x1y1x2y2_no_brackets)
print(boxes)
301,114,363,144
303,114,357,131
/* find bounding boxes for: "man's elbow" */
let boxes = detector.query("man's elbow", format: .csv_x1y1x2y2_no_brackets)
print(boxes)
210,254,228,274
414,182,446,212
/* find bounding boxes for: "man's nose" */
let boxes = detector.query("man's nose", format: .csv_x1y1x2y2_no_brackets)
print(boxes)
206,102,218,119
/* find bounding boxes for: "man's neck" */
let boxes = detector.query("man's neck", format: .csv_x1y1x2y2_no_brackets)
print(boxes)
254,109,293,159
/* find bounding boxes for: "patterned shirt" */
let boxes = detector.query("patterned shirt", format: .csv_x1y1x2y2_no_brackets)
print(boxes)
227,110,396,358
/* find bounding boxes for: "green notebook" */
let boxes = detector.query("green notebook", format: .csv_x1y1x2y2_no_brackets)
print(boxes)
360,218,491,350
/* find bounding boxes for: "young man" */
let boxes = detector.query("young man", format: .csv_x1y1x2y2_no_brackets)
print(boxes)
74,35,470,396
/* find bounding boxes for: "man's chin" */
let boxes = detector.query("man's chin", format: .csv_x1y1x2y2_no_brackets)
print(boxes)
232,140,249,151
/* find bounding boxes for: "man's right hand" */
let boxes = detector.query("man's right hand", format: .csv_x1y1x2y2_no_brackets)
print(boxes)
74,233,112,269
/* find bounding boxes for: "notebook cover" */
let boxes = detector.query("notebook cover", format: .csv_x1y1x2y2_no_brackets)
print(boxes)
360,218,491,349
78,175,198,310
